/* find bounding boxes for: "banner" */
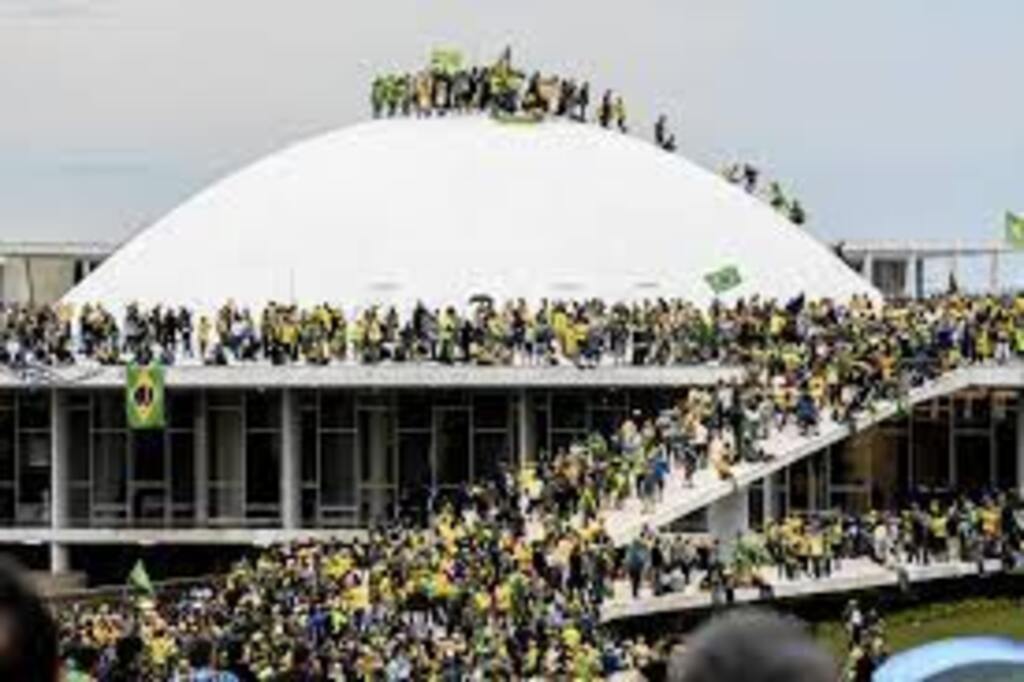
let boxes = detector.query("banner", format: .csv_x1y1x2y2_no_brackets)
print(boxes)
1006,211,1024,250
704,265,743,294
125,363,165,430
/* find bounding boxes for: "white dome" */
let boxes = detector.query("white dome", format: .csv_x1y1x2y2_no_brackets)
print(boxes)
65,117,878,312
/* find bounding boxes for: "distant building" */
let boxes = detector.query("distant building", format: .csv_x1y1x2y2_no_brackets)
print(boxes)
836,239,1012,299
0,242,114,305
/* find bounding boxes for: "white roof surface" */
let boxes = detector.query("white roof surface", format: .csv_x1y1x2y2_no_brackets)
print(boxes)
64,116,878,312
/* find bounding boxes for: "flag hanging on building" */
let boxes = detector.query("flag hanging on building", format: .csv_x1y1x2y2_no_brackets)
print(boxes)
704,265,743,294
1006,211,1024,249
128,559,154,595
125,363,165,429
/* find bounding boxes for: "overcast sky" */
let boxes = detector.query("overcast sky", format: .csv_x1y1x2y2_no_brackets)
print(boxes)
1,0,1022,255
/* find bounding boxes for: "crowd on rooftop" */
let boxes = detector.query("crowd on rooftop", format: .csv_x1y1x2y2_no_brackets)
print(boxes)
369,48,688,154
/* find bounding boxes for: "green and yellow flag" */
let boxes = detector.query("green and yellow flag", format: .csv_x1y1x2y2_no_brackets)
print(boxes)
125,363,165,429
704,265,743,295
1006,211,1024,249
430,48,463,75
128,559,154,595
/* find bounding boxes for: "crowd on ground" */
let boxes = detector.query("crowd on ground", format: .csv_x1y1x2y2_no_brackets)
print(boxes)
841,599,888,682
58,469,662,680
757,492,1024,581
611,490,1024,609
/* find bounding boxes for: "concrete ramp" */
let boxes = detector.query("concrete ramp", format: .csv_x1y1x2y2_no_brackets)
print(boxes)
603,368,973,544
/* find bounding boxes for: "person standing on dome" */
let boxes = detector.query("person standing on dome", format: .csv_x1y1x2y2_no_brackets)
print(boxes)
598,90,613,128
614,95,628,133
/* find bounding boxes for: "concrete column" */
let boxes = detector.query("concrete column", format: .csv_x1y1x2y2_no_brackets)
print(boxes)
990,251,1001,293
280,389,300,530
915,257,925,300
49,543,70,575
1016,395,1024,498
517,389,534,469
49,389,69,575
194,391,209,526
708,488,750,559
862,253,874,287
762,475,776,524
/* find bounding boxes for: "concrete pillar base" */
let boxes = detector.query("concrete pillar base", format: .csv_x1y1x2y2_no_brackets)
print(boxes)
708,488,750,559
49,543,70,575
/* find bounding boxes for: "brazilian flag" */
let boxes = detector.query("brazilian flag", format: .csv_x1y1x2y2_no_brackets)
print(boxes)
430,48,462,75
126,363,165,429
704,265,743,294
1006,211,1024,250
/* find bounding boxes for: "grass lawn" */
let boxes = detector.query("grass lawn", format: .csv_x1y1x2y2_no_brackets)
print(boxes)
812,596,1024,659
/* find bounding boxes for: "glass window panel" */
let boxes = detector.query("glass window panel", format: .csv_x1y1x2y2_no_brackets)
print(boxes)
209,484,242,520
552,431,585,455
436,410,469,485
473,394,508,430
18,392,50,430
170,432,195,504
360,411,393,485
0,392,13,410
168,392,196,430
91,392,126,429
93,432,127,505
831,434,872,488
996,414,1018,491
321,391,355,429
953,394,991,429
552,394,587,430
246,432,280,505
398,394,431,429
208,410,243,483
69,485,89,526
911,419,950,491
208,391,243,408
300,410,317,484
131,487,166,525
592,389,628,409
301,488,317,526
0,410,14,482
398,432,432,493
591,409,627,438
245,391,281,430
320,433,356,507
19,432,50,470
133,431,165,482
474,432,510,483
790,462,810,512
68,409,90,482
298,390,317,411
954,434,992,493
830,490,871,515
0,487,14,525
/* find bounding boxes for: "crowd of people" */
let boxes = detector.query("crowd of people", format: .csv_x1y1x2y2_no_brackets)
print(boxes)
370,48,629,131
369,48,687,156
841,599,889,682
17,291,1024,678
722,162,808,226
58,471,652,680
